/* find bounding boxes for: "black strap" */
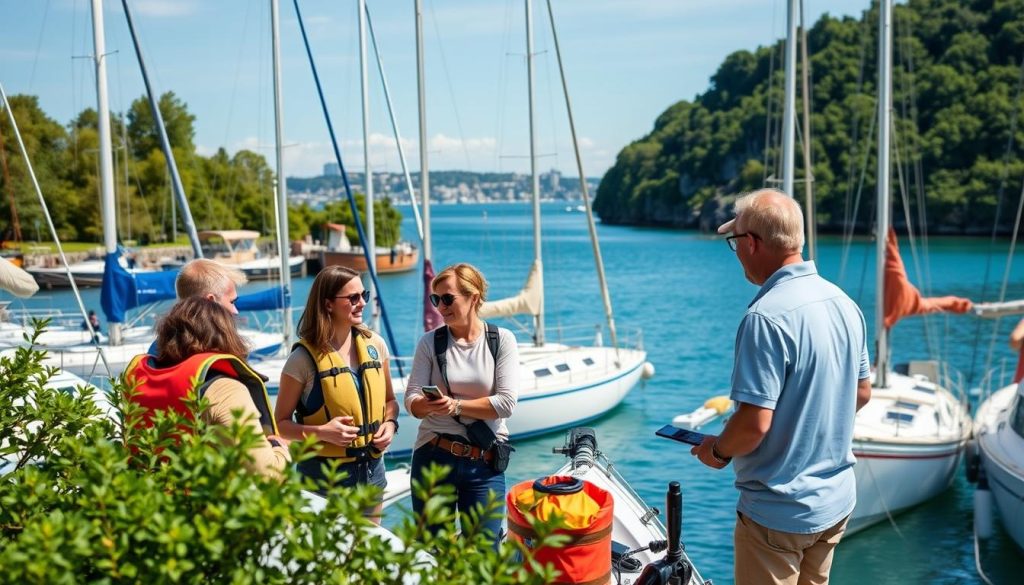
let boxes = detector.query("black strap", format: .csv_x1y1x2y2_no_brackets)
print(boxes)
433,323,500,395
434,323,501,430
533,477,583,495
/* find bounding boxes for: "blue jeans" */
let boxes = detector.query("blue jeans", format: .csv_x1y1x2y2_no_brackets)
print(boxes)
411,442,506,546
297,455,387,496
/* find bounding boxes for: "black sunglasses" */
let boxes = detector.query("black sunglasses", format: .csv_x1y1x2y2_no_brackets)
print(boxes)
335,290,370,304
429,293,460,308
725,231,761,251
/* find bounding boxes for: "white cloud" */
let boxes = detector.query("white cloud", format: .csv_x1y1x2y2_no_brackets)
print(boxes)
133,0,199,18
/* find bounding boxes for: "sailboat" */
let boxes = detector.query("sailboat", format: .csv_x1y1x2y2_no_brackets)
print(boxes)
358,0,653,459
844,0,973,535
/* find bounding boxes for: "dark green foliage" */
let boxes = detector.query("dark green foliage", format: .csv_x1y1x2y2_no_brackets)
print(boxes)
0,325,564,584
596,0,1024,234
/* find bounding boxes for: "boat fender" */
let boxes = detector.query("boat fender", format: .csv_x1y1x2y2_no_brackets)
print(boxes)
533,477,583,495
641,361,656,380
964,438,980,484
974,472,993,539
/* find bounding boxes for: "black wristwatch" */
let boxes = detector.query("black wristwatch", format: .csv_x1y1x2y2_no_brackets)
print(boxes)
711,440,732,465
385,418,399,432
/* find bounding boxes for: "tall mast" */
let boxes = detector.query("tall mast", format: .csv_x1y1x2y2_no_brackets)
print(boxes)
90,0,122,345
415,0,431,261
876,0,893,388
120,0,201,259
799,1,816,261
359,0,377,326
781,0,798,196
525,0,544,346
270,0,292,348
544,0,617,354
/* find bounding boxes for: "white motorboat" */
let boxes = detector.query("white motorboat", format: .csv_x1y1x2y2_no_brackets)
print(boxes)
847,363,971,535
970,381,1024,550
530,428,708,585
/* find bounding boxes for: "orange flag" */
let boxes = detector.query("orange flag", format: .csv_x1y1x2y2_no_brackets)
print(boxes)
883,228,972,329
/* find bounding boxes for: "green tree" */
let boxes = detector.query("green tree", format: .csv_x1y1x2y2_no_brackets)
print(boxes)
0,324,564,584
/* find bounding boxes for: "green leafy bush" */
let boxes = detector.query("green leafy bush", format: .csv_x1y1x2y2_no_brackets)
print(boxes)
0,324,563,584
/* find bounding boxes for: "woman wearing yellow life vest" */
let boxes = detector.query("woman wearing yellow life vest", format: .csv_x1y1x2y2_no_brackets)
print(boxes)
274,266,399,521
123,297,291,480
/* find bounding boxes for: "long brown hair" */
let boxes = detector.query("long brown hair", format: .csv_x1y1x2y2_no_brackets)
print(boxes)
156,296,250,365
297,265,371,353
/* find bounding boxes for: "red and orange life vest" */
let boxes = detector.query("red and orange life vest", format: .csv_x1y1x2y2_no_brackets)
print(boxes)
122,352,278,436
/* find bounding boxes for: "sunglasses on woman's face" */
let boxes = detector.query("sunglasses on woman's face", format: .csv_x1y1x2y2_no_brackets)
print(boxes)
429,293,459,307
335,290,370,304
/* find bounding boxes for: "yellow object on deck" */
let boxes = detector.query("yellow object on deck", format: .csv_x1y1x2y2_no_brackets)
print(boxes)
704,395,734,414
514,479,602,529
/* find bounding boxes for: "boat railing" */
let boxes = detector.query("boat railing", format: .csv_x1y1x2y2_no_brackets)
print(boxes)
384,325,648,390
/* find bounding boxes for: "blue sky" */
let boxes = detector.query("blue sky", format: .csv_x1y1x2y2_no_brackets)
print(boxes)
1,0,868,179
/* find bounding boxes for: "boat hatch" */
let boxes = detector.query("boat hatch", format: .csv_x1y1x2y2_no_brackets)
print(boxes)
534,368,553,377
893,400,921,410
555,363,571,373
885,411,915,424
912,384,936,394
583,357,595,366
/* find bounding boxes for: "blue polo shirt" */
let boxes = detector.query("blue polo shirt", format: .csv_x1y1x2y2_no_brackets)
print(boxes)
730,261,869,533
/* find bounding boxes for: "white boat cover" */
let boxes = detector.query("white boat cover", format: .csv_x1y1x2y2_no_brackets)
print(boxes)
479,259,543,319
0,258,39,298
972,299,1024,318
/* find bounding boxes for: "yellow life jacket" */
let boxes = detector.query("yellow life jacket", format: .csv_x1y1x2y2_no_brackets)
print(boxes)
293,330,386,461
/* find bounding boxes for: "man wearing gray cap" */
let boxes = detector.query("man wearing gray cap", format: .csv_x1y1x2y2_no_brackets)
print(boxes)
691,188,872,585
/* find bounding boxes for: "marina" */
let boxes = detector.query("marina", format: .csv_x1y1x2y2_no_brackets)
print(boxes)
5,202,1024,583
3,0,1024,581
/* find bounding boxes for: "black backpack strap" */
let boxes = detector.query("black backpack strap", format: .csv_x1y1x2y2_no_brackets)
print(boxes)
433,326,451,394
484,322,500,364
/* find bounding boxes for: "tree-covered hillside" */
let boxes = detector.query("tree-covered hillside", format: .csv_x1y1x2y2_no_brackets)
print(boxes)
595,0,1024,234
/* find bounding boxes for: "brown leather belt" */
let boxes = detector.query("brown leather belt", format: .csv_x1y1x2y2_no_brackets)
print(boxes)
431,436,494,463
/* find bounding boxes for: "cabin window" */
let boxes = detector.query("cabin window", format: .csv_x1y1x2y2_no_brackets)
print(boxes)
912,384,936,394
583,358,595,366
534,368,553,378
885,411,915,424
555,364,570,373
1011,396,1024,440
893,401,920,411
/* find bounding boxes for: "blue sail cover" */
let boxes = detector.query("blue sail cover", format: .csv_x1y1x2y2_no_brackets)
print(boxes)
235,286,290,312
100,252,178,323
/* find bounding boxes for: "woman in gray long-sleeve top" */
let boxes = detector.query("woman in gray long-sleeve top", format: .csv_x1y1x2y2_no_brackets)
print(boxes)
405,263,519,546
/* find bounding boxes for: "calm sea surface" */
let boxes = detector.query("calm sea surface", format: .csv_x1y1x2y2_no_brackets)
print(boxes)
10,201,1024,584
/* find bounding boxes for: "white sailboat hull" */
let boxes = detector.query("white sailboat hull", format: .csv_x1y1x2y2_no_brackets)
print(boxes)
975,383,1024,551
257,343,649,459
383,344,644,459
847,369,971,536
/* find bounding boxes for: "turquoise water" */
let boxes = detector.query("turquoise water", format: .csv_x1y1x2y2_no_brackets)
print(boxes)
8,202,1024,584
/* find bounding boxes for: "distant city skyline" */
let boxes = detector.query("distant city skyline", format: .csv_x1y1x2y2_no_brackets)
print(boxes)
2,0,867,179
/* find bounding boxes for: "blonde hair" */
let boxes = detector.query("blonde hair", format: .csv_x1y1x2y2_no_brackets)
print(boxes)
734,189,805,253
432,263,488,312
176,258,247,299
297,265,371,354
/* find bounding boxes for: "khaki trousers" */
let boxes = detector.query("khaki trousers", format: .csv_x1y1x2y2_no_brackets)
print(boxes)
734,512,849,585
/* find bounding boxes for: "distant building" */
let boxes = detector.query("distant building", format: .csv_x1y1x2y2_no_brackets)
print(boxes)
323,162,341,176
